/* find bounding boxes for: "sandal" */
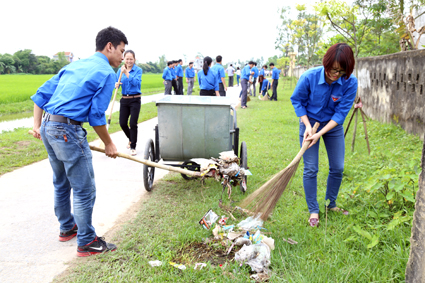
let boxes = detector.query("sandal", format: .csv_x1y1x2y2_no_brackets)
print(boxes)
241,106,247,109
130,149,137,156
326,207,349,215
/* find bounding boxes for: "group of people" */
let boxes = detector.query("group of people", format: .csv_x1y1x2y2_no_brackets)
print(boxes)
162,59,196,95
29,23,358,260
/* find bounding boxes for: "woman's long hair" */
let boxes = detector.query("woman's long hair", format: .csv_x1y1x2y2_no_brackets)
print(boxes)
203,56,212,75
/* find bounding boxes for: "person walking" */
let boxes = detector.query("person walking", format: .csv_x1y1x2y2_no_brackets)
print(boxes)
258,65,267,94
115,50,142,156
163,61,174,95
30,26,127,256
235,67,241,86
290,43,357,227
269,63,281,101
240,61,254,109
226,64,235,87
198,56,219,97
185,61,196,95
171,61,179,95
251,62,259,97
176,59,184,95
211,55,227,96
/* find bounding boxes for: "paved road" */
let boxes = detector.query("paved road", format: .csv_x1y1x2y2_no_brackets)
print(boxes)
0,86,241,283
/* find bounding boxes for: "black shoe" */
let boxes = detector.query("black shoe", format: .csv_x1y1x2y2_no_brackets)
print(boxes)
77,236,117,257
59,224,78,242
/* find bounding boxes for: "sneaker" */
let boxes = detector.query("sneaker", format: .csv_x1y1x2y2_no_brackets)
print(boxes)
77,236,117,257
130,149,137,156
59,224,78,242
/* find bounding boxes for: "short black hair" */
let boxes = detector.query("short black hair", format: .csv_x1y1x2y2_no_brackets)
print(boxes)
254,62,257,66
230,64,233,66
173,60,178,64
216,55,222,63
248,61,255,65
269,63,275,66
263,65,268,68
167,61,173,66
189,61,193,65
95,26,128,51
178,59,182,63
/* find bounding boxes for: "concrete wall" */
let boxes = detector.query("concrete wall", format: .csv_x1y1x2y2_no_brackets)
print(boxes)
357,49,425,139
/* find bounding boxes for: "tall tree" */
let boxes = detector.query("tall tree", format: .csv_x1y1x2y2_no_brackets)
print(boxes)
275,6,295,57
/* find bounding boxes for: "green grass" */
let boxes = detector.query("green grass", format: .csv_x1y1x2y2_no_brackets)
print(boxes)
55,79,423,282
0,102,157,176
0,73,198,115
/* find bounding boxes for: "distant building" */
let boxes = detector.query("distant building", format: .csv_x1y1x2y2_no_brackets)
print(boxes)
53,52,74,62
192,56,203,71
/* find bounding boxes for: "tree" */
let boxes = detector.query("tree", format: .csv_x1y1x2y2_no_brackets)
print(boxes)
0,61,4,74
157,54,167,71
0,53,16,74
275,6,295,57
13,49,37,73
289,4,323,68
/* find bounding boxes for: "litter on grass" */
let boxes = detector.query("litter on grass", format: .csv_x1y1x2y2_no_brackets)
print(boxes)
235,243,271,273
237,215,264,230
199,209,219,229
169,262,186,270
148,260,162,267
194,263,207,270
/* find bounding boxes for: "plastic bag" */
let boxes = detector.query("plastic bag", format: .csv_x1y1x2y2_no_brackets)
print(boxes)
234,243,271,273
148,260,162,267
237,215,263,231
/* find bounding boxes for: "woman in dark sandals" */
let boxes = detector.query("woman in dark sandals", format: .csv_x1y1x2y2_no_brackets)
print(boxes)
290,43,358,227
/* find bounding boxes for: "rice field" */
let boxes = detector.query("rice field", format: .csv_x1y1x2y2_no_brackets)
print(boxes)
0,75,54,104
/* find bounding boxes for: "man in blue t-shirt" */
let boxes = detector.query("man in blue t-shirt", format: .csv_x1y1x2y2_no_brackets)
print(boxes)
162,61,174,95
185,62,196,95
211,55,227,96
269,63,281,101
175,59,184,95
251,62,259,97
30,27,127,257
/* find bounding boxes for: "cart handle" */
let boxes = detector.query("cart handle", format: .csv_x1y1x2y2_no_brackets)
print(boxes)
230,105,237,130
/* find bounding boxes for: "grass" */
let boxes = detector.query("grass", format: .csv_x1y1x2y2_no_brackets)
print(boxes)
55,78,423,282
0,102,158,176
0,73,199,115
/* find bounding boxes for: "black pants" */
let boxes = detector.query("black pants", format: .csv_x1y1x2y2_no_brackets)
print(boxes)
177,77,183,95
270,80,278,101
200,89,216,96
119,97,141,149
172,79,178,94
219,83,226,96
228,76,234,87
259,81,263,94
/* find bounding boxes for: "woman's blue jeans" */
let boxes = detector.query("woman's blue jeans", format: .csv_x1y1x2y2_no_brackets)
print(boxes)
299,118,345,214
40,119,96,246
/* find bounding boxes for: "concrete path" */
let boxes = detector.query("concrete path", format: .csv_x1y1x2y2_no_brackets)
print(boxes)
0,86,241,283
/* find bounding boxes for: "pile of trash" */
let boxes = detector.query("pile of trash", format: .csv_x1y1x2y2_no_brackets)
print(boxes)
191,151,251,198
200,210,274,281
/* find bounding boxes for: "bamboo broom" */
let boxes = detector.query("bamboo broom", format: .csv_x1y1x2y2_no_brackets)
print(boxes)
239,122,320,221
98,71,124,149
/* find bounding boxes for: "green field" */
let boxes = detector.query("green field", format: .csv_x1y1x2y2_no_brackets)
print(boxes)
0,73,199,115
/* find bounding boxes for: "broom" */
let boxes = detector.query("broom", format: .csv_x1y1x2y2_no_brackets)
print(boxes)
98,71,124,148
239,122,320,220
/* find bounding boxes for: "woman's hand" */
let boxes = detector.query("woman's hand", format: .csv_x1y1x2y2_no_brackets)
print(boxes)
304,133,321,148
115,82,122,89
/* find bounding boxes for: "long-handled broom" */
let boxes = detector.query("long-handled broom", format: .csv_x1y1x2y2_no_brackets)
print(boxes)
239,122,320,220
98,71,124,149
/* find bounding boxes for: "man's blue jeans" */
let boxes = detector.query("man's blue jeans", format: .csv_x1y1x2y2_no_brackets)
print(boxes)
40,119,96,246
299,118,345,214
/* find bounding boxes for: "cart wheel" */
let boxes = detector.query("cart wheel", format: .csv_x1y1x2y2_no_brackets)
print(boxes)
181,161,200,180
240,141,248,193
143,139,155,191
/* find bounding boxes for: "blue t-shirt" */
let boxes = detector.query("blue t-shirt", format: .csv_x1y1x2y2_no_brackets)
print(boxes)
170,67,176,79
31,52,115,127
252,66,259,78
185,67,195,78
116,64,143,95
176,64,184,77
290,66,358,125
261,79,271,91
198,68,219,91
211,63,225,83
162,67,173,81
272,68,281,80
259,69,265,76
241,65,252,80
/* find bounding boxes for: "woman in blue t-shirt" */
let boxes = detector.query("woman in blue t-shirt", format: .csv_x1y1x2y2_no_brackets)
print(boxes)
115,50,143,156
290,43,358,227
197,56,219,96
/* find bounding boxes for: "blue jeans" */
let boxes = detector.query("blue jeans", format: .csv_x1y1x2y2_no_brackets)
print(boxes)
236,75,240,85
299,118,345,214
40,119,96,246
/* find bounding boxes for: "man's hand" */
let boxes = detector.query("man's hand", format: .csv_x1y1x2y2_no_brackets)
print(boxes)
186,79,189,83
215,91,220,96
104,142,118,158
32,127,42,140
225,86,228,91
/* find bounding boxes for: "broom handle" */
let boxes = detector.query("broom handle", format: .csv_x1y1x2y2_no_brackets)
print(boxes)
27,130,200,177
285,122,320,168
107,71,124,125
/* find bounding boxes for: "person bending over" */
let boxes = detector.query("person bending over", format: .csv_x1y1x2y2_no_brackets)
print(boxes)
290,43,357,227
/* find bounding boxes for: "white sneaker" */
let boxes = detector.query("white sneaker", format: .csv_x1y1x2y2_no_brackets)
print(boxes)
130,149,137,156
